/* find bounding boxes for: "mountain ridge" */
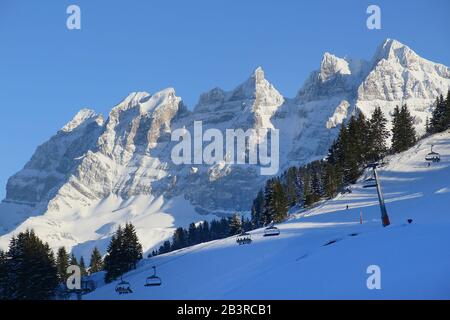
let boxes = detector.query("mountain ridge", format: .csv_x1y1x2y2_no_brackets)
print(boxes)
1,39,449,257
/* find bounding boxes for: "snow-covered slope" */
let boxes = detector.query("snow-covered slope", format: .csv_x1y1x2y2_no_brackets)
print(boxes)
86,130,450,299
1,39,449,259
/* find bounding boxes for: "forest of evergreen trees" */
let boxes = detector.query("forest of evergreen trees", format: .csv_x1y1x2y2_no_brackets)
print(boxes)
151,214,252,257
0,223,142,299
103,223,143,283
0,230,59,300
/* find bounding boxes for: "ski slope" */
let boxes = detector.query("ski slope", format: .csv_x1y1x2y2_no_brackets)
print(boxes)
86,130,450,300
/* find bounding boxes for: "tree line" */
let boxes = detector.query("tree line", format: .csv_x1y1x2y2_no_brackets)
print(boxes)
0,222,142,299
150,214,252,257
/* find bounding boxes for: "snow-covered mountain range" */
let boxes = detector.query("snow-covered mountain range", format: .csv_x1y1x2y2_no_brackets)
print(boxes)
1,39,449,258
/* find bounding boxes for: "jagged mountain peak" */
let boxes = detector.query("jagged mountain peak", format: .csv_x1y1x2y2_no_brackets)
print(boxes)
61,108,101,133
139,87,181,115
118,91,151,108
319,52,351,82
371,38,419,67
195,66,283,114
229,66,276,101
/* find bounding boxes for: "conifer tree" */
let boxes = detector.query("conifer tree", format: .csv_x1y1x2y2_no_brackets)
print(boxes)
158,241,172,255
262,179,275,224
251,190,265,228
391,104,416,153
188,223,199,246
323,163,341,198
6,230,58,300
171,227,188,251
104,226,126,283
123,222,143,270
445,90,450,129
56,247,69,283
345,115,364,183
79,256,87,276
302,172,315,207
0,250,9,299
430,94,447,133
89,247,103,274
270,179,289,222
228,213,242,235
70,254,78,267
285,167,299,207
368,107,389,161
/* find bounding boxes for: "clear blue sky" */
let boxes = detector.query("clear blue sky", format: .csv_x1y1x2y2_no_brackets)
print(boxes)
0,0,449,199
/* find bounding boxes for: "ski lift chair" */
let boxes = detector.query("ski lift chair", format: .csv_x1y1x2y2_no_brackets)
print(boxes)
263,226,280,237
236,232,252,245
145,266,162,287
425,145,441,163
115,279,133,295
81,279,96,294
363,175,377,189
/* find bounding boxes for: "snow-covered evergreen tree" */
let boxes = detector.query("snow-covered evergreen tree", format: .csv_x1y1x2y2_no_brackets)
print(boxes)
89,247,103,274
56,247,69,283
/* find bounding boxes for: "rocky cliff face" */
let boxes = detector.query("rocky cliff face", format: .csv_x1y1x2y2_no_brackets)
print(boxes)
1,39,449,256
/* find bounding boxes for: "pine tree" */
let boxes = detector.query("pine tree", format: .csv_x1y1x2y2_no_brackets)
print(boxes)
262,179,275,224
199,221,210,243
425,116,431,136
345,115,364,183
70,254,78,267
266,179,288,223
158,241,172,255
302,171,315,207
56,247,69,283
104,226,126,283
123,223,143,270
368,107,389,162
188,223,199,246
89,247,103,274
228,213,242,235
285,167,299,207
391,105,416,153
323,163,341,199
430,94,447,133
251,190,265,228
79,256,87,276
0,250,9,299
444,90,450,131
6,230,58,300
171,227,188,251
